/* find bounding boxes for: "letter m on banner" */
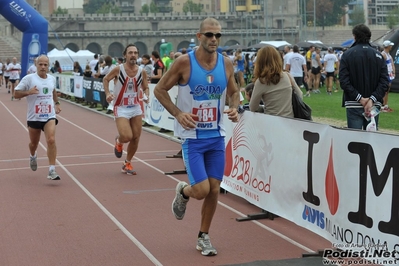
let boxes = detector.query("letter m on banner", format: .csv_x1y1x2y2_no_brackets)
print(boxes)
348,142,399,237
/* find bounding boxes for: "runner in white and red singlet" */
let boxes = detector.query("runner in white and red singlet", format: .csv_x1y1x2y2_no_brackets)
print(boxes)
103,45,149,175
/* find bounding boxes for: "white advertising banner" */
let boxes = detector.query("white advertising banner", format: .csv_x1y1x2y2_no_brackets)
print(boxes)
221,111,399,257
73,75,84,99
54,73,399,260
55,74,71,96
144,84,176,131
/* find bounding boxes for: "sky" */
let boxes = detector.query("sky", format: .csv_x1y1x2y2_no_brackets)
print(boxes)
56,0,84,9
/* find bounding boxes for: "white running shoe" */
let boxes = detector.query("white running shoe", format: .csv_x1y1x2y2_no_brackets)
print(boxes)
30,156,37,171
197,233,217,256
171,181,189,220
47,170,61,180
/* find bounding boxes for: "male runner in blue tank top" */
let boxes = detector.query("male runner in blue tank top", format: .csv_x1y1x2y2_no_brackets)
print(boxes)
154,17,240,256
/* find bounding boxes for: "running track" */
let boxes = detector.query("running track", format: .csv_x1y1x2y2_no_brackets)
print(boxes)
0,85,333,266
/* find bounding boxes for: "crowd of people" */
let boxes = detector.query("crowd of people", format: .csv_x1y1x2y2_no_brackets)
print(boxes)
221,24,392,131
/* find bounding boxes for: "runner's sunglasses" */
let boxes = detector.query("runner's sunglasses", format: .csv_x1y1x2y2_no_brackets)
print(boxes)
200,32,222,39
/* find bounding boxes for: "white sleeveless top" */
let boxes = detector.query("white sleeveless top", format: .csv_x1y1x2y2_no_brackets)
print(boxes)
113,64,144,107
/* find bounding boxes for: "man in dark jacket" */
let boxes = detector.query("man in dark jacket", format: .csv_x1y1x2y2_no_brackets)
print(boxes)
339,24,389,130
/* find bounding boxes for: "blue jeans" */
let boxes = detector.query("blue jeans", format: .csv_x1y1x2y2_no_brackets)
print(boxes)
346,108,379,130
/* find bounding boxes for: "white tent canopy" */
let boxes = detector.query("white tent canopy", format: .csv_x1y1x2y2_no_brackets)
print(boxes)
47,48,76,71
260,41,291,48
47,48,95,71
74,50,95,68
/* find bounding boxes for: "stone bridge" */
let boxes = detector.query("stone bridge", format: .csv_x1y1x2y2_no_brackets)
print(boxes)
47,12,301,57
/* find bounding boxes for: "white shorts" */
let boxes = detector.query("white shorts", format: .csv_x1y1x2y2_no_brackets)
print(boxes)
114,105,142,119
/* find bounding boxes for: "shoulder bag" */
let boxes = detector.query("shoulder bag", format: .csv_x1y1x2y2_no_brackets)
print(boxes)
286,72,312,120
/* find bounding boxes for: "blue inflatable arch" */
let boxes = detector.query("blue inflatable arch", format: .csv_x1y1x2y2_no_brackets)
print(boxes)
0,0,48,77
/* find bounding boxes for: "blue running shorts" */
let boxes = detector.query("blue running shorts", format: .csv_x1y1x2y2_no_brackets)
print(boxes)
181,137,225,186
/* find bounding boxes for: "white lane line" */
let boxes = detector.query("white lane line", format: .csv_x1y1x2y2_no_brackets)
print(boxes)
57,116,316,254
1,102,163,266
0,157,178,165
0,161,121,172
218,202,315,253
2,99,316,259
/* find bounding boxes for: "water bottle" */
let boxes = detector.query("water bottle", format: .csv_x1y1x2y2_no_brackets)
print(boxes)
27,34,41,70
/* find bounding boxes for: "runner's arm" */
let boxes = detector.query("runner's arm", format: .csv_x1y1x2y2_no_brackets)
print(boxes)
14,77,39,99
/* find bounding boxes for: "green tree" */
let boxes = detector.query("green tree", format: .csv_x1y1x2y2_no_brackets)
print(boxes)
387,8,399,29
182,0,203,13
329,0,350,25
83,0,108,14
53,6,68,15
301,0,350,26
150,1,159,13
96,3,120,14
306,0,334,27
141,4,150,14
349,5,365,26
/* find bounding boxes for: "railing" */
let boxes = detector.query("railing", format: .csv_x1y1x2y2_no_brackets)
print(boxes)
48,28,299,38
309,24,389,31
48,11,294,22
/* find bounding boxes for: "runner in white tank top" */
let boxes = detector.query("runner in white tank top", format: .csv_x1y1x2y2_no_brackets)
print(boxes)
153,18,240,256
103,44,149,175
14,55,62,181
323,48,339,94
381,40,395,112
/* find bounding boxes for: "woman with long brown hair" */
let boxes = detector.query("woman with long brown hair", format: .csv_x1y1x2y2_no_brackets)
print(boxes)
249,46,302,117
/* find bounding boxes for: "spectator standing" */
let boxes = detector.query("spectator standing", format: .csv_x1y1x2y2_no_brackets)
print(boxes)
165,51,175,71
150,51,164,84
310,47,322,93
99,56,117,114
286,45,309,96
250,46,303,117
381,40,395,112
89,54,99,77
323,47,339,95
141,54,153,81
234,49,245,89
339,24,389,130
83,64,92,77
51,60,62,73
73,61,83,76
306,46,315,91
94,56,105,79
98,55,115,80
283,45,293,71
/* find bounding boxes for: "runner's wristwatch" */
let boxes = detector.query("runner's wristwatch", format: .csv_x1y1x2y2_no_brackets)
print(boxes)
237,105,245,114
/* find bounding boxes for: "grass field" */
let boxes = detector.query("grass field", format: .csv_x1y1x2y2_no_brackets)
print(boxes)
301,87,399,132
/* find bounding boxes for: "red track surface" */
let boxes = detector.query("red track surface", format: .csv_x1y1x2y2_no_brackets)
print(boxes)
0,85,333,266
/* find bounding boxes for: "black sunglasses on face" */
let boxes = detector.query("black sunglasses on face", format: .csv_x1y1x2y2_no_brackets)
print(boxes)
201,32,222,39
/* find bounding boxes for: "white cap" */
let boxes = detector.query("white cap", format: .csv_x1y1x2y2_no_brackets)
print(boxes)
383,40,394,47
